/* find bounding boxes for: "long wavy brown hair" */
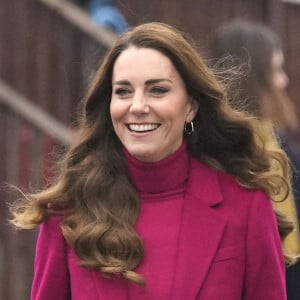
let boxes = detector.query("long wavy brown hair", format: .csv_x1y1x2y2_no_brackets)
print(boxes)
11,22,294,285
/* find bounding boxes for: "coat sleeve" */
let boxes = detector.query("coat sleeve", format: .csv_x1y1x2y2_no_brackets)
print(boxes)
31,216,70,300
243,191,287,300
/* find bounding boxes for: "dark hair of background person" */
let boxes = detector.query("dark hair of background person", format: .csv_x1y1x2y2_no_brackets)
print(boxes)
11,22,295,285
210,20,299,133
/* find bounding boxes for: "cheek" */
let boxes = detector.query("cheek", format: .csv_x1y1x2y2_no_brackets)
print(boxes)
110,102,124,135
110,100,123,124
167,106,190,133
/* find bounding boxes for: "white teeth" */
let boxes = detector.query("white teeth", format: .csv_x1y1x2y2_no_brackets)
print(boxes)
128,124,159,132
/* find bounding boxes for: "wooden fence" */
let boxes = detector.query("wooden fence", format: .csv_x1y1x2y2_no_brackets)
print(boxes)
0,1,115,299
0,80,72,300
1,0,300,299
0,0,116,123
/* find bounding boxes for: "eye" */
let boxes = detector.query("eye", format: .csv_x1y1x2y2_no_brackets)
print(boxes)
150,86,169,96
114,88,131,97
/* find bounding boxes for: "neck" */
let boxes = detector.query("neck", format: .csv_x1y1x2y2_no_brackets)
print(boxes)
123,142,189,194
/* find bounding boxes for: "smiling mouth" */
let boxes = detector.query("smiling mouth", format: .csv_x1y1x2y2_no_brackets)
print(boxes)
127,123,160,133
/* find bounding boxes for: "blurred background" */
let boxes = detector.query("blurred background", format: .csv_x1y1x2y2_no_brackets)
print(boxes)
0,0,300,299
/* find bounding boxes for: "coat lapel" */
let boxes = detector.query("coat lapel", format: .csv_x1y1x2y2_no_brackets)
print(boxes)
171,158,227,299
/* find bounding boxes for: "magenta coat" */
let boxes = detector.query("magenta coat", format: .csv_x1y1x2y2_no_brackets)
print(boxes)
31,158,286,299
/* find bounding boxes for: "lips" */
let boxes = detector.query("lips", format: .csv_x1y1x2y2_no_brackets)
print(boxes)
127,123,160,133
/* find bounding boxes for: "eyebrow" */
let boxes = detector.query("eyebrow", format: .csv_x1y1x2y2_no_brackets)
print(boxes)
113,78,172,85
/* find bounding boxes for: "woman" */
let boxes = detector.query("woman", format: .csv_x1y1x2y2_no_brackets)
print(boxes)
12,22,293,299
210,20,300,300
210,20,299,135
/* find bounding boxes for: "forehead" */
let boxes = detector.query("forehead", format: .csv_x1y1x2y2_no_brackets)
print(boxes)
112,46,179,81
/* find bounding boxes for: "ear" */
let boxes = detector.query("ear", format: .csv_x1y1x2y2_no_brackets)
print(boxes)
186,98,199,121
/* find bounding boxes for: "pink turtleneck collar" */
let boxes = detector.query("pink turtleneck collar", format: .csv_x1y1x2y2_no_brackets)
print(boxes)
123,141,189,194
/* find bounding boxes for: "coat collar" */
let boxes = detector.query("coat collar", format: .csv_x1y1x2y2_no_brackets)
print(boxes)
187,157,224,207
171,157,227,299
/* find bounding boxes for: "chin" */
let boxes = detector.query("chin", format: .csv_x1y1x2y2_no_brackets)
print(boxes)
128,147,159,162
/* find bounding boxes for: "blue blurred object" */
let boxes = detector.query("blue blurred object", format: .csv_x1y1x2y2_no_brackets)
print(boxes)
88,0,128,34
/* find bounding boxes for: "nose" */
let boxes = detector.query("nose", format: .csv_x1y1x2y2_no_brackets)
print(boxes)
129,93,149,114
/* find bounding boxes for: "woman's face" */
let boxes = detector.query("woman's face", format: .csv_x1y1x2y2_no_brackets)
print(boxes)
110,46,197,162
271,50,289,91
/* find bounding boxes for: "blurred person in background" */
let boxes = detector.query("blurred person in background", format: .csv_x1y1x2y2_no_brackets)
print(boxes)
11,22,295,299
210,20,300,300
74,0,128,34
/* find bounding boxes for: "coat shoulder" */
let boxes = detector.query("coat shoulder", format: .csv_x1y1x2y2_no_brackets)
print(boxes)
216,168,269,205
190,157,270,208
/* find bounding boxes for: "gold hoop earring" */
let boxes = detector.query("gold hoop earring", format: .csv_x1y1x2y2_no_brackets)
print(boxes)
184,121,194,135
